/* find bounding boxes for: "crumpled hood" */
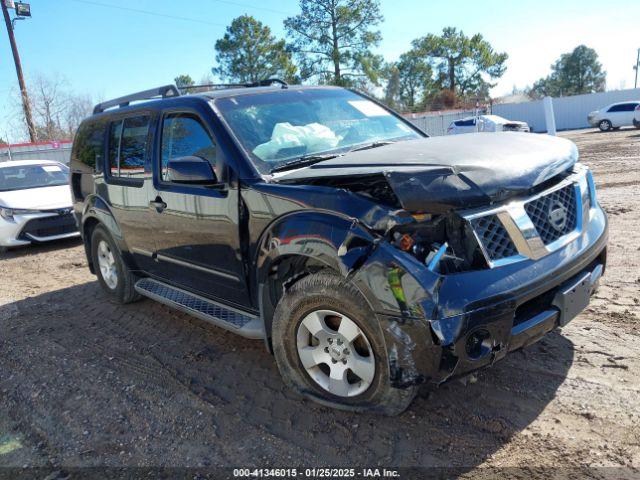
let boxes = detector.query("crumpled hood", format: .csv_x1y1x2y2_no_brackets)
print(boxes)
0,184,73,210
274,132,578,213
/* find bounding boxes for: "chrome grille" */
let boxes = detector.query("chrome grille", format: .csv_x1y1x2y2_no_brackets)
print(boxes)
524,184,577,245
464,169,588,269
470,215,518,260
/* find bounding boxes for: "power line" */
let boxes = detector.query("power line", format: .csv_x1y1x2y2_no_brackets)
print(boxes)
207,0,294,16
66,0,229,27
66,0,294,26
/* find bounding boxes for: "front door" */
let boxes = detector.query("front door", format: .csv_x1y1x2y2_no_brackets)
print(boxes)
148,109,250,309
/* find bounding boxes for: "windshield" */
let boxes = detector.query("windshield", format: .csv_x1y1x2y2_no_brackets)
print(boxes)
215,88,424,174
0,163,69,192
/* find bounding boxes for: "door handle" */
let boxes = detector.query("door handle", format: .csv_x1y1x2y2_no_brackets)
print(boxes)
149,197,167,213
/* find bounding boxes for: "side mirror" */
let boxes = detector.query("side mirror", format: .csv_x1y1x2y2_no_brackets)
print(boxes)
166,156,218,185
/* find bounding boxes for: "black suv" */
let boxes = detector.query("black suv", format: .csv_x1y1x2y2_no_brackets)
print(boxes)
70,82,608,414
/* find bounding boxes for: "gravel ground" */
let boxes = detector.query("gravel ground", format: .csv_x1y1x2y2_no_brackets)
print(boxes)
0,128,638,478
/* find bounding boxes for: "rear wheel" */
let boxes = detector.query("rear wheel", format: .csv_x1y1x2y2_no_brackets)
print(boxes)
598,119,612,132
91,225,140,304
272,271,416,415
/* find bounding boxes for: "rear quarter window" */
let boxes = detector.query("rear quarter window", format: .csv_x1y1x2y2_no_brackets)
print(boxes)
71,120,106,173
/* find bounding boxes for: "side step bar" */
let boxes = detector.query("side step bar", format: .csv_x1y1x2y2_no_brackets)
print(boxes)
134,278,264,339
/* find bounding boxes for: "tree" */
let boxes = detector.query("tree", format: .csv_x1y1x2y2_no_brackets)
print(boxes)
395,51,433,112
213,15,296,83
381,63,400,110
11,74,93,142
30,74,71,141
529,45,606,98
284,0,384,86
64,93,93,138
412,27,507,97
174,74,195,93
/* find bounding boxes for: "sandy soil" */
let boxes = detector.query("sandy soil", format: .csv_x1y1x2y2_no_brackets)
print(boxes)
0,128,638,478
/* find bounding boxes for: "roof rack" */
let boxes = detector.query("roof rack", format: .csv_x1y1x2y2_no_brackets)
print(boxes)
179,78,288,93
93,79,288,114
93,84,181,114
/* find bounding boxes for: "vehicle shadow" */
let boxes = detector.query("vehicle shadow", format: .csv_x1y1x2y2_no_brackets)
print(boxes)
0,282,574,470
0,237,82,262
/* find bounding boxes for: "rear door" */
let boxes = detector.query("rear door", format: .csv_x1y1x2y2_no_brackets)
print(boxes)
103,112,158,272
607,103,638,126
148,105,250,308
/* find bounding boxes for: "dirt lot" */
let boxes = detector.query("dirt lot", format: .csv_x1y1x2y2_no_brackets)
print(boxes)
1,128,639,478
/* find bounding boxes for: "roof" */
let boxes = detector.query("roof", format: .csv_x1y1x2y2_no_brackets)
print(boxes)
87,84,344,120
0,159,65,168
86,84,341,121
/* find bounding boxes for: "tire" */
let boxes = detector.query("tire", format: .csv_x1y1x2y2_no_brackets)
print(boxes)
271,271,416,415
598,119,612,132
91,225,140,304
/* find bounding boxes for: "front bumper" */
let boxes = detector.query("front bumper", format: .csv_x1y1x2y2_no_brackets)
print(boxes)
356,167,609,388
0,211,79,248
377,208,607,387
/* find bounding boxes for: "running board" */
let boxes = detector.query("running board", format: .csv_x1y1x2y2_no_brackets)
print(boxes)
134,278,264,339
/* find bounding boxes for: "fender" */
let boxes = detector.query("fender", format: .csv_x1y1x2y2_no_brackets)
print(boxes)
254,209,441,388
81,194,138,273
254,208,441,318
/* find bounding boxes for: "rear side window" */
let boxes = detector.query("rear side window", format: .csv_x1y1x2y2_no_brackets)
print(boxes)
108,115,150,180
160,113,217,182
455,119,475,127
72,121,105,172
608,103,638,112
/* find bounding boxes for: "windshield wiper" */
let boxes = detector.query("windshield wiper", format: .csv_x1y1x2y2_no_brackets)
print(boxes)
270,153,341,173
348,140,395,153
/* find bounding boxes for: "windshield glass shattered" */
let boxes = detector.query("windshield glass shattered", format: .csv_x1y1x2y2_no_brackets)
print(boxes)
215,88,423,174
0,163,69,192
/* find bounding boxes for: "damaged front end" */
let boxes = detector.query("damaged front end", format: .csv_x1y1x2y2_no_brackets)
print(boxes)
266,134,607,390
314,164,608,390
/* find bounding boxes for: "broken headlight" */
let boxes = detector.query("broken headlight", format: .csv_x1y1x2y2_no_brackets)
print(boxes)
390,214,486,274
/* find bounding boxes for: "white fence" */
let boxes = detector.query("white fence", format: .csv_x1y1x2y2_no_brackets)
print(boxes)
492,88,640,132
405,110,480,136
0,141,72,164
405,88,640,135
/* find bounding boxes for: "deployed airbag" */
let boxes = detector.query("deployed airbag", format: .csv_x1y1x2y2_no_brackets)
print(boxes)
253,122,339,161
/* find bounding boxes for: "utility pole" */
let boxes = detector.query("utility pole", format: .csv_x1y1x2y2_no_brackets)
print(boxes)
1,0,36,142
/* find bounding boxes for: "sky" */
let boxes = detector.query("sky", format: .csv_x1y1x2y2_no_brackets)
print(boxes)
1,0,639,141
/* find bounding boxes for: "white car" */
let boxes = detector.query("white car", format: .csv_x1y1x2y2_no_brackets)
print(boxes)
0,160,79,253
588,101,640,131
446,115,530,135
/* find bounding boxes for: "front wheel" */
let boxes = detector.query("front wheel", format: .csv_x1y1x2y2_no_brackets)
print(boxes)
598,119,612,132
272,271,416,415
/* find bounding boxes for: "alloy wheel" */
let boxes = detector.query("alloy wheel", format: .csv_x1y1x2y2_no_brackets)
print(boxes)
97,240,118,290
296,309,375,397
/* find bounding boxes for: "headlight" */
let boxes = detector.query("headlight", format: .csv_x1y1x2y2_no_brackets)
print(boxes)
0,207,34,220
0,207,14,220
390,215,480,274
